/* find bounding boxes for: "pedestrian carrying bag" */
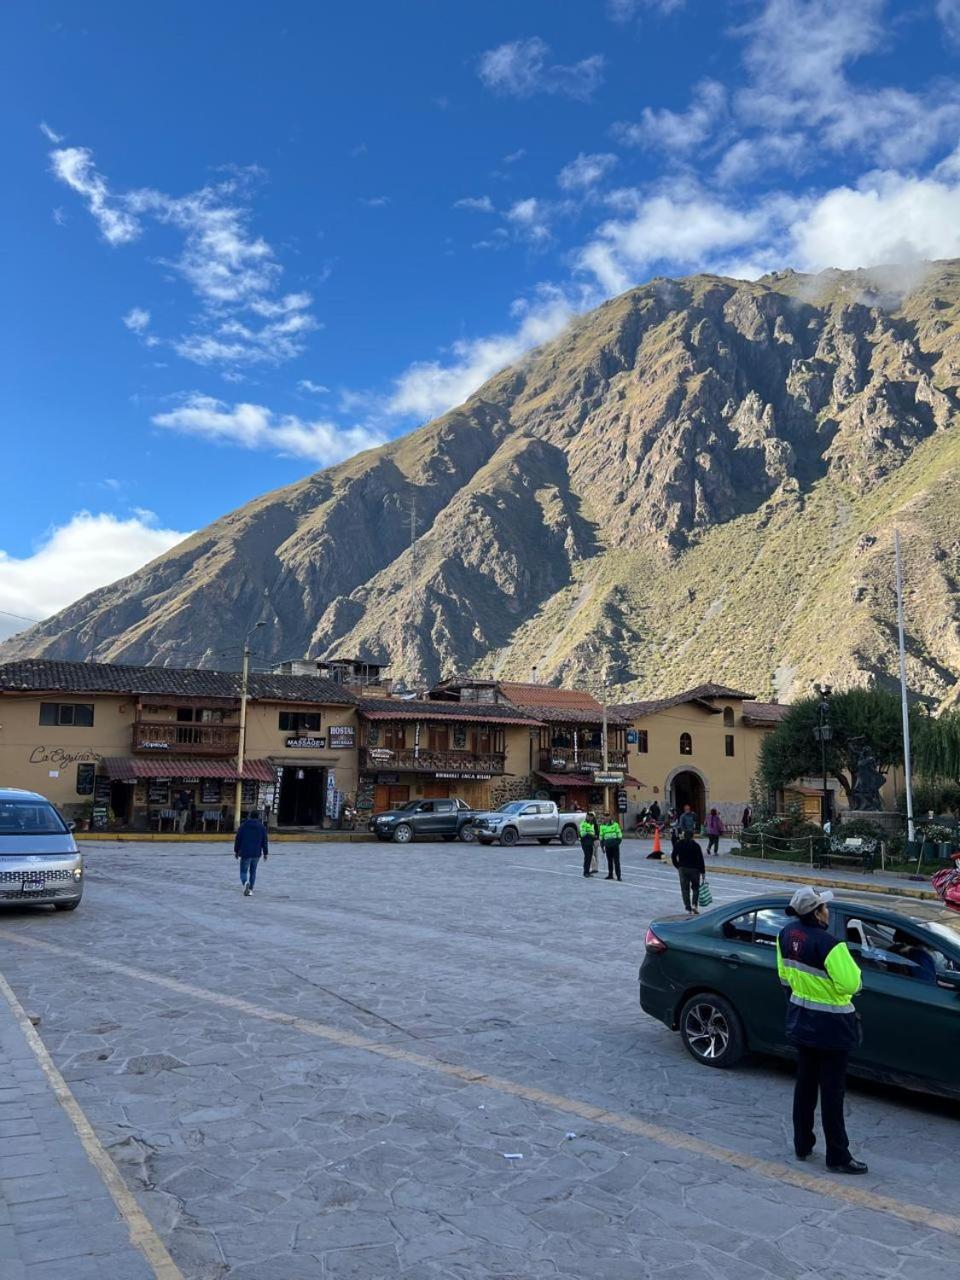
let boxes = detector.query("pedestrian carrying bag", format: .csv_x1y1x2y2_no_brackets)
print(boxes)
698,879,713,908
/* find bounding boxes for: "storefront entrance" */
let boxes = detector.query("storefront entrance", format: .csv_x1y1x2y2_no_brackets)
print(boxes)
277,766,326,826
671,769,706,820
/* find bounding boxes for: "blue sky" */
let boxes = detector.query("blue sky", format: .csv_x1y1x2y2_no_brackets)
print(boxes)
4,0,960,637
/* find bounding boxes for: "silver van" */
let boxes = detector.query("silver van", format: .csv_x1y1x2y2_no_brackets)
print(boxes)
0,788,83,911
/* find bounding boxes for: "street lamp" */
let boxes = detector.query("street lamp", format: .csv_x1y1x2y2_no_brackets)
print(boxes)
233,621,266,830
813,682,833,824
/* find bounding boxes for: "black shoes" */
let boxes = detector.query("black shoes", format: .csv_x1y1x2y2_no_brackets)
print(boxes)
827,1159,868,1175
605,875,614,880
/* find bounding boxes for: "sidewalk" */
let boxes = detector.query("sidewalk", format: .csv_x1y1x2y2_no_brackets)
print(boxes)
0,987,156,1280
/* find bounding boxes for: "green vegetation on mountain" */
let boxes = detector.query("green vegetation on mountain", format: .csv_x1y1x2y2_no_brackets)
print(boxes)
5,261,960,706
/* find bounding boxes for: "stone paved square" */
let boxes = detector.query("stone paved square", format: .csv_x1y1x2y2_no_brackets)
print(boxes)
0,839,958,1278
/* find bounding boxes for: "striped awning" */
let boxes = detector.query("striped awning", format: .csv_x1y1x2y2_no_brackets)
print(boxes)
536,772,643,788
102,757,274,782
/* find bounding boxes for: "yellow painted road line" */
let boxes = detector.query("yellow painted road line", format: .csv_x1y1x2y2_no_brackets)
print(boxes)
0,971,184,1280
2,929,959,1239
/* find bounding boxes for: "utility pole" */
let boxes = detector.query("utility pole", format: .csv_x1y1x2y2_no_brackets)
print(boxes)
813,683,833,825
894,529,916,845
233,621,266,830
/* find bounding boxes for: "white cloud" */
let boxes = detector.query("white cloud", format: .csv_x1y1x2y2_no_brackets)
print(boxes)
615,80,726,152
387,288,576,420
0,512,189,640
453,195,496,212
939,0,960,45
39,121,64,143
505,197,552,243
297,379,330,394
358,195,391,207
48,141,319,369
50,147,141,245
608,0,686,17
477,37,604,102
152,395,383,464
557,152,618,191
122,307,151,334
503,149,527,164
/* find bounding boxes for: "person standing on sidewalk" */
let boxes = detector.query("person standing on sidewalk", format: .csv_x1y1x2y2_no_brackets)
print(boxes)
174,788,191,833
671,830,705,913
234,813,269,896
777,887,867,1174
600,814,623,881
579,811,600,877
705,808,724,856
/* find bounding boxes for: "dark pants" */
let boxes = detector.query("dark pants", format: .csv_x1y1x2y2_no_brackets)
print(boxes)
604,841,621,880
678,866,701,910
239,855,261,888
793,1046,851,1166
580,836,595,876
707,834,720,855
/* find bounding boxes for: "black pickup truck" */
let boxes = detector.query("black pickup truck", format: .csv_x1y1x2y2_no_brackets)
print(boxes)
369,798,478,843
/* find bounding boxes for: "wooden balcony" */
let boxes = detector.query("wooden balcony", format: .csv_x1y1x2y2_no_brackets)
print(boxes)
539,747,628,773
360,747,506,775
133,721,241,756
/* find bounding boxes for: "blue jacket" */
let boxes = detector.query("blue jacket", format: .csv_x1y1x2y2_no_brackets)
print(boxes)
777,920,861,1051
234,818,269,858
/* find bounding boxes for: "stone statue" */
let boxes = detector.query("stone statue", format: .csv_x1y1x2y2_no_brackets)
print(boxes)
850,747,885,811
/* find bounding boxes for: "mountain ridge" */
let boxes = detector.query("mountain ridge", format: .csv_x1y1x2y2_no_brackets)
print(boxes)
6,260,960,706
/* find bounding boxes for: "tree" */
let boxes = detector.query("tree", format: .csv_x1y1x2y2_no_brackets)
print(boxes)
759,688,916,804
914,710,960,783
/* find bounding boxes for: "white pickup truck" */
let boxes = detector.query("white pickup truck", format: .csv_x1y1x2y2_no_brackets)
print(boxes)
473,800,586,847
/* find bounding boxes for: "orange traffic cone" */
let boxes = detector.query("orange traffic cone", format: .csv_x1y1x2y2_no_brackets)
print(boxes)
648,824,663,860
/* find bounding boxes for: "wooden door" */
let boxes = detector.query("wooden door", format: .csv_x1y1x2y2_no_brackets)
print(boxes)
422,781,450,799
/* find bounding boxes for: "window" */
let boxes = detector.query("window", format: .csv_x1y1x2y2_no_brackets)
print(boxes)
725,735,735,758
382,723,406,750
723,706,735,727
428,725,450,752
279,711,321,733
39,703,94,727
843,914,958,983
435,801,454,813
636,729,649,754
472,727,494,754
679,732,692,755
753,908,792,947
0,799,67,835
723,912,756,943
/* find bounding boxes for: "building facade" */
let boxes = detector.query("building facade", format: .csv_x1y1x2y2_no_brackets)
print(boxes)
0,660,359,830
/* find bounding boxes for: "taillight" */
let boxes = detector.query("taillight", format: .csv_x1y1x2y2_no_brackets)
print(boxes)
645,927,667,953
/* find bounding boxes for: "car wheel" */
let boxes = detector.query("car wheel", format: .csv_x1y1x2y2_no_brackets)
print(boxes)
500,826,519,847
459,823,477,843
679,993,744,1068
392,823,414,844
54,900,80,912
560,825,578,846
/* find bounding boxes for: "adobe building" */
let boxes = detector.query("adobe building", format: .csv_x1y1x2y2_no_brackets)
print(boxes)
614,684,787,824
0,659,359,830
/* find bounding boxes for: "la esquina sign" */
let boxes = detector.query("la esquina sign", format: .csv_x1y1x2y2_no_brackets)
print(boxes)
29,746,103,767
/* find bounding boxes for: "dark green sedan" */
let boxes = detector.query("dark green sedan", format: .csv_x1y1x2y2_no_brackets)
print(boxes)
640,892,960,1099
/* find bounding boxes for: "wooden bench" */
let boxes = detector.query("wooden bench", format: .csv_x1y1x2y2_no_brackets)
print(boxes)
817,836,877,873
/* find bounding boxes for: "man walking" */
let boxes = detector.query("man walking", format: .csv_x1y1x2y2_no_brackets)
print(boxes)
600,814,623,881
777,887,867,1174
579,811,600,877
677,803,697,838
671,829,705,913
234,812,269,896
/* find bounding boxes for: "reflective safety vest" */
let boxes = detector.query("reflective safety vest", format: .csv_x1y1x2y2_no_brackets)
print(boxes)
579,819,597,839
776,920,862,1051
599,821,622,843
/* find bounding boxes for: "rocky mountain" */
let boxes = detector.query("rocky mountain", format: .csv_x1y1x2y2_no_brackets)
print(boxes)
6,261,960,706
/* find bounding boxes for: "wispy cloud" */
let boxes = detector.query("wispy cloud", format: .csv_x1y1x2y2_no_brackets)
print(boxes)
477,37,604,102
557,152,618,191
358,195,391,207
614,80,726,152
607,0,686,19
122,307,151,334
48,141,318,369
0,511,189,640
453,195,496,212
503,149,527,164
939,0,960,45
505,197,551,243
153,394,384,464
39,121,64,143
297,379,330,394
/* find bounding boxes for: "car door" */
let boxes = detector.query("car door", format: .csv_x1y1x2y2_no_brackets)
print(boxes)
433,800,456,834
711,906,792,1052
518,803,552,839
413,801,439,834
835,908,960,1087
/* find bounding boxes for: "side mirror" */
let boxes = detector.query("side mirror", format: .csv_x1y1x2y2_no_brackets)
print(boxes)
67,821,76,832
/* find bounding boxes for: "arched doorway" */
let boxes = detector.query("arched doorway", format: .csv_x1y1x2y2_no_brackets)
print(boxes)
670,769,706,820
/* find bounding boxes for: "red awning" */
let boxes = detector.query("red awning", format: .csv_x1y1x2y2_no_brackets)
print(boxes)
103,757,274,782
536,772,643,787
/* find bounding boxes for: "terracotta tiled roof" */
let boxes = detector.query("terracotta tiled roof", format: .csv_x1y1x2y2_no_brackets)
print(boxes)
0,659,355,706
357,697,538,725
741,701,789,725
103,757,275,781
498,682,630,726
614,682,756,718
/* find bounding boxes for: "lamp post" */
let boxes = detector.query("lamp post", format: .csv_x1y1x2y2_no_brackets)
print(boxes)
813,682,833,824
233,622,266,830
601,682,610,818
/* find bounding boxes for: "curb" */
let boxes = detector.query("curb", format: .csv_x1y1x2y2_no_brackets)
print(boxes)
708,862,937,901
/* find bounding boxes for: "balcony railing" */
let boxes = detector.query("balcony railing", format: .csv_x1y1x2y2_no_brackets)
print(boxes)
539,747,628,773
360,747,505,775
133,721,241,756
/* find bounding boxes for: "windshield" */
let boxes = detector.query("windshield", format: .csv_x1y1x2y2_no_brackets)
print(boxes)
0,800,68,836
498,802,527,814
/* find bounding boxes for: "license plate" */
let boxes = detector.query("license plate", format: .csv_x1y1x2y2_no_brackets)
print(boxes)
22,875,45,892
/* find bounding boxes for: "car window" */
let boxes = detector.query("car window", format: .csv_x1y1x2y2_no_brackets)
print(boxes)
754,908,792,947
722,911,755,942
418,802,434,814
521,804,540,815
843,914,957,983
0,801,68,835
436,801,453,813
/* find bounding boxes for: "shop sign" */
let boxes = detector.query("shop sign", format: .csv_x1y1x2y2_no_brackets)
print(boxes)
581,760,599,772
434,772,492,781
201,779,222,804
285,736,326,749
139,741,170,751
368,747,394,762
94,775,112,803
76,763,96,796
28,746,103,767
617,789,628,813
550,757,567,770
594,771,624,785
376,772,400,784
626,729,639,745
328,725,356,749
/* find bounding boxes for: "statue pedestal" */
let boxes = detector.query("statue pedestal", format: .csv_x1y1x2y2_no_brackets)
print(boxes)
842,809,902,836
